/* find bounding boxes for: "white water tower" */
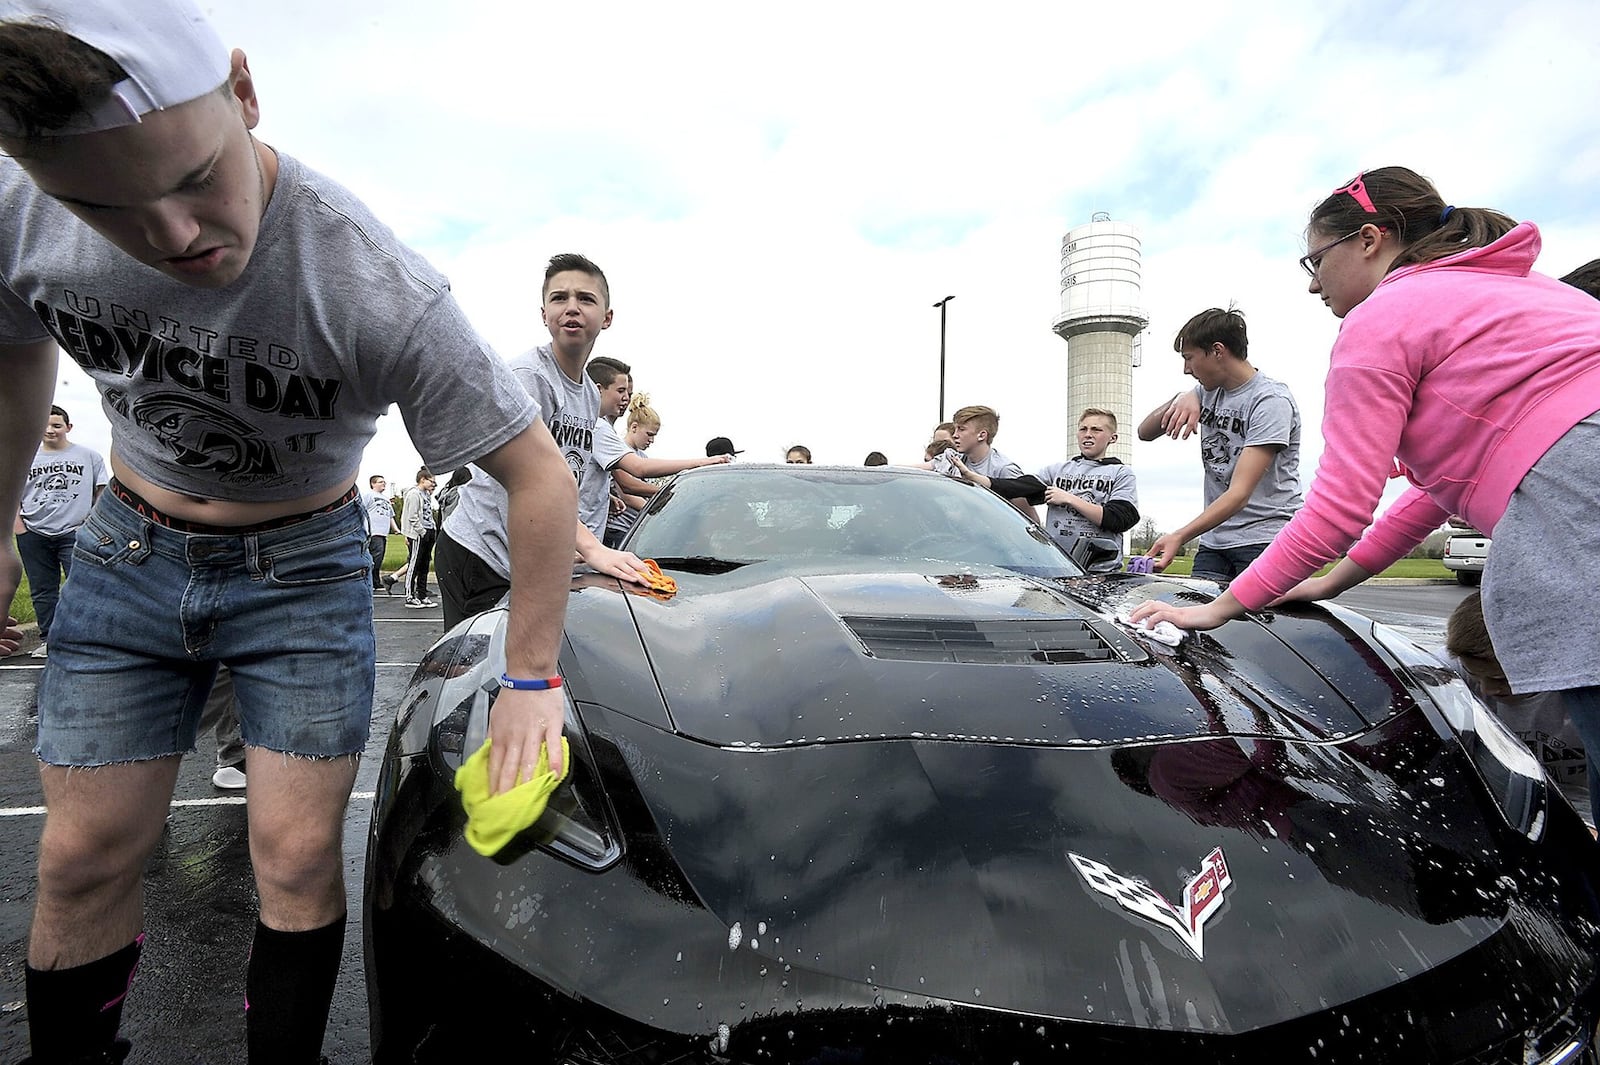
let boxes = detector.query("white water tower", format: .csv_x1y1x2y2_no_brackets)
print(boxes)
1051,215,1147,463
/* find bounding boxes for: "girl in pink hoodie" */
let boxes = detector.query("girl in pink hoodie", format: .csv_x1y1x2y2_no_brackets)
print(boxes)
1132,168,1600,754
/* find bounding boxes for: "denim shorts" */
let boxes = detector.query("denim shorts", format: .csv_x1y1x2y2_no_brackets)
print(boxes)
1191,542,1271,585
36,488,377,766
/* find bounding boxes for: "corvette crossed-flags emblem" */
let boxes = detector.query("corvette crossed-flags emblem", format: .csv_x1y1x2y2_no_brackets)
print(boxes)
1069,847,1233,960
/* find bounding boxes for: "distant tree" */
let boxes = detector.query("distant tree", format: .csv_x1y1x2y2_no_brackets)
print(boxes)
1130,517,1159,555
1412,527,1451,559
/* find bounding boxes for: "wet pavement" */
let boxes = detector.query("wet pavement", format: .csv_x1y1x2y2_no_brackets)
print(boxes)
1334,581,1472,646
0,591,446,1065
0,580,1492,1063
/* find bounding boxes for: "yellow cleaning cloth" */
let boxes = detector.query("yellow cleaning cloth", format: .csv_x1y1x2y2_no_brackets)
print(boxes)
454,737,571,857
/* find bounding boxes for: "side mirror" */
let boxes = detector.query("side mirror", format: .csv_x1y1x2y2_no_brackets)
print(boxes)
1067,536,1121,572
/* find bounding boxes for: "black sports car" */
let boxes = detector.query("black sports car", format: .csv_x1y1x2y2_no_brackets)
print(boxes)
365,464,1600,1064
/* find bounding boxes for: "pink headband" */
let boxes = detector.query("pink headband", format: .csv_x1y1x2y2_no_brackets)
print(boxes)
1332,173,1378,214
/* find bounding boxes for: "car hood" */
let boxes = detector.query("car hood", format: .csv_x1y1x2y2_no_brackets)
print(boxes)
578,568,1404,747
415,568,1600,1044
575,698,1597,1035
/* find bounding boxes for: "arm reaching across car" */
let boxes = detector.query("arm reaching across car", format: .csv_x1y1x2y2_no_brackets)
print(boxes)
473,421,574,787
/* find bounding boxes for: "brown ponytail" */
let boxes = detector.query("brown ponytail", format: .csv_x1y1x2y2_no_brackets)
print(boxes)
1308,167,1517,274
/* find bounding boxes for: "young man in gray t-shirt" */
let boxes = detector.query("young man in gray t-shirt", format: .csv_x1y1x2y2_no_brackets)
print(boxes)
1035,408,1140,573
1137,308,1304,585
438,257,725,631
0,4,580,1060
584,356,725,544
928,404,1047,520
16,404,107,656
437,254,648,632
361,473,399,592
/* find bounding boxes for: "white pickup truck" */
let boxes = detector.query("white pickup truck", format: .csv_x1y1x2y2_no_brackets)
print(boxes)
1442,521,1491,586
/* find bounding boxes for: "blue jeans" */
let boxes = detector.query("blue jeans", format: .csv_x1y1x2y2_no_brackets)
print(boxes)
16,527,75,640
36,489,376,766
1191,543,1271,585
368,534,388,588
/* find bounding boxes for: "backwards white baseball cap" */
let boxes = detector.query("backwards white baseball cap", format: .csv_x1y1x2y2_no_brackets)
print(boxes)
0,0,230,135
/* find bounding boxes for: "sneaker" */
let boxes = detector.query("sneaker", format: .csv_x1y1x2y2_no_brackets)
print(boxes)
29,641,47,659
383,574,399,596
212,764,247,790
405,597,426,609
420,597,438,607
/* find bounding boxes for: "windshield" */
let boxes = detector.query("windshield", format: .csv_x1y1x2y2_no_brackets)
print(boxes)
627,466,1083,579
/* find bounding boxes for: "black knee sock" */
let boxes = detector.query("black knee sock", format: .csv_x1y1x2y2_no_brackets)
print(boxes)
245,915,345,1065
25,935,142,1061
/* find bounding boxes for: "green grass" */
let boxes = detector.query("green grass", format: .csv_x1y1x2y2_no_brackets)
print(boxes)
1159,556,1451,579
8,535,413,626
1363,558,1453,579
381,537,410,569
9,580,32,625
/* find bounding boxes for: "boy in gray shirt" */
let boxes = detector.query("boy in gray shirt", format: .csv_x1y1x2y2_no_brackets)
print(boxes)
584,355,726,542
929,404,1047,519
0,3,578,1060
1137,308,1303,584
1035,408,1140,572
439,257,730,631
15,404,107,658
438,254,668,631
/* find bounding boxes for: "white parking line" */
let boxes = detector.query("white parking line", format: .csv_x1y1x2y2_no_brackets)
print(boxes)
0,791,377,817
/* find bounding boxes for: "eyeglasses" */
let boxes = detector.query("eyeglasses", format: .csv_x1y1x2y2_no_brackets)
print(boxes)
1299,229,1361,278
1333,173,1378,213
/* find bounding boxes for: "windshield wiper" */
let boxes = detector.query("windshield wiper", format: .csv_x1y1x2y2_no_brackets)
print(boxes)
648,555,757,574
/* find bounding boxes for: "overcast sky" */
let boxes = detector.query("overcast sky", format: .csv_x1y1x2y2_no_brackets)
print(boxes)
46,0,1600,534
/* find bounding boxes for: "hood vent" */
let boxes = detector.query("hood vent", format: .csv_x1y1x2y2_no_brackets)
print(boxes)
842,616,1133,665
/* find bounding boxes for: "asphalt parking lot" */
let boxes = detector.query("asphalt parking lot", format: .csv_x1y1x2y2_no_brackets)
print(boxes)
0,591,444,1065
0,582,1474,1063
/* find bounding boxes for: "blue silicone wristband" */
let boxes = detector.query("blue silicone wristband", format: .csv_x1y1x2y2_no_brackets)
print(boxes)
498,673,563,691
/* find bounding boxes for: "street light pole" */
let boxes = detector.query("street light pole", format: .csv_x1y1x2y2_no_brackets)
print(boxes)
933,295,955,422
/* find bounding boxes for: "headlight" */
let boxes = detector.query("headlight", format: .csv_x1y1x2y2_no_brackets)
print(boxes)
398,612,625,869
428,671,623,872
1371,623,1546,841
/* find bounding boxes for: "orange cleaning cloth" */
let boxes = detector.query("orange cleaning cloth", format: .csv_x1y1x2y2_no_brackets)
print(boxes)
640,559,678,597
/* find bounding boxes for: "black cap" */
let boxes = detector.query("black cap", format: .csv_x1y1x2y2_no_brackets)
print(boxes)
706,436,743,457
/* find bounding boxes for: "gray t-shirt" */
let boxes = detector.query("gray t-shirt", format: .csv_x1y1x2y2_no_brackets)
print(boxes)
584,418,632,536
608,446,651,538
930,446,1023,482
444,344,599,578
0,153,536,501
1035,455,1138,571
21,442,108,538
361,491,395,537
1193,372,1303,549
